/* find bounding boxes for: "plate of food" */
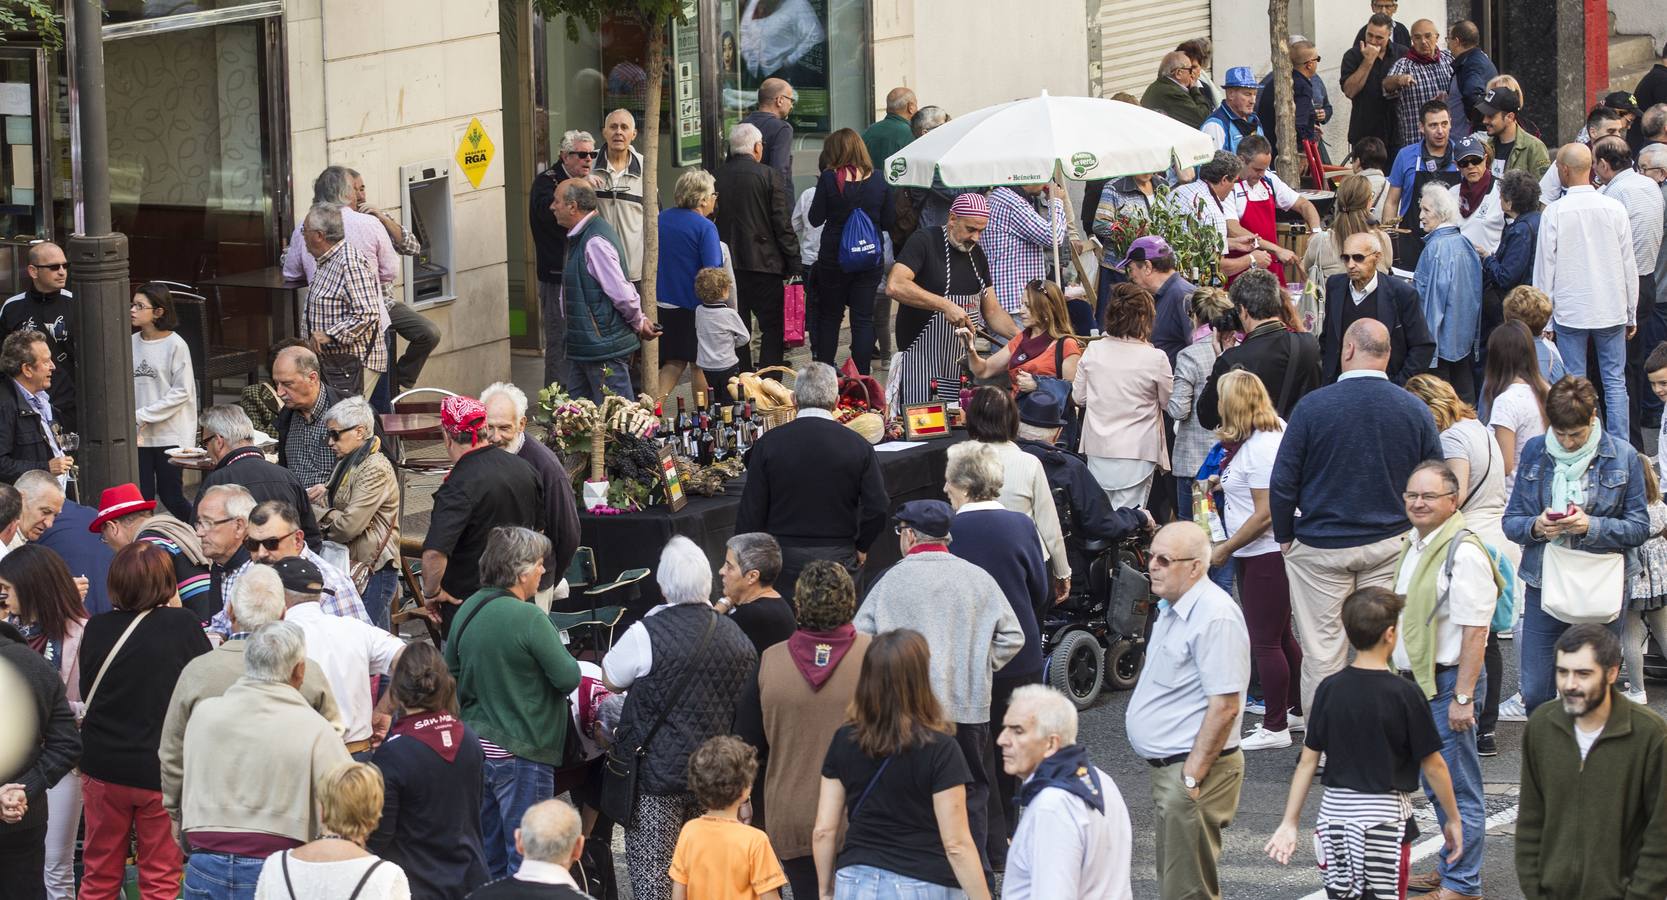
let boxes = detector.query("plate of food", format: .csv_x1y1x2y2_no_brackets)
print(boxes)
165,447,208,460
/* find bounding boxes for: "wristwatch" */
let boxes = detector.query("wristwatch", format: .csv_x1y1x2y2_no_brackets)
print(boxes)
1183,774,1199,791
1455,693,1473,706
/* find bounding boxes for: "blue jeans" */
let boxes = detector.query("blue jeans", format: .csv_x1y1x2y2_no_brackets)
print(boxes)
835,865,967,899
564,354,634,403
362,565,398,632
1520,585,1626,712
183,851,266,900
480,755,554,878
1554,322,1629,441
1421,666,1487,896
1175,477,1235,594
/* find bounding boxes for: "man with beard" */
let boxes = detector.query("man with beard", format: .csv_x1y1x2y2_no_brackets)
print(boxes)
1517,624,1667,900
480,381,579,612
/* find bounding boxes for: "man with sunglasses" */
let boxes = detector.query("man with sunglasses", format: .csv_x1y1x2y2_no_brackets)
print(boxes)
1125,521,1249,900
245,500,368,627
743,78,797,192
532,129,600,393
1,242,76,433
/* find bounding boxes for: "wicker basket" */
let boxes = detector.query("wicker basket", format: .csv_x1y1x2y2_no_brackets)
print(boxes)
734,365,798,429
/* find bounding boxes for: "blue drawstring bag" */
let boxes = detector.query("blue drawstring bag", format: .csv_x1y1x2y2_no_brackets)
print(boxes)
839,206,883,272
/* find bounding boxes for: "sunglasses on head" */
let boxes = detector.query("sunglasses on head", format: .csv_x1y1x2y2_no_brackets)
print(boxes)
567,150,599,159
244,534,296,553
1343,252,1377,263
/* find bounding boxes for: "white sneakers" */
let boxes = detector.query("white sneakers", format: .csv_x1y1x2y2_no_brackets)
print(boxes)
1286,713,1306,733
1625,688,1648,705
1241,725,1293,751
1497,694,1528,722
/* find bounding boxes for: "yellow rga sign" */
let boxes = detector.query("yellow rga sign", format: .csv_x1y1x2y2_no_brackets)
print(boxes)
455,117,495,188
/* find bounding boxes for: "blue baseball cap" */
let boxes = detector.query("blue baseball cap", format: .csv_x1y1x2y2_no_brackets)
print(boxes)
1223,66,1258,89
895,500,954,538
1453,134,1486,162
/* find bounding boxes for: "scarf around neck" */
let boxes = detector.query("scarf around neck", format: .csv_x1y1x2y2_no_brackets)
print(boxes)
788,624,858,691
1458,171,1494,218
326,434,382,507
1547,421,1601,512
386,711,466,763
1017,744,1106,815
1406,47,1441,65
1397,511,1471,699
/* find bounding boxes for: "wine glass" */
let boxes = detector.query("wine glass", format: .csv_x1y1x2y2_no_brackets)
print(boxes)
57,430,79,486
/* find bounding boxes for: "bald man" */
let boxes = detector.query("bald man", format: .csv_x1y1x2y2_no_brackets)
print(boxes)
1320,231,1435,383
1125,521,1248,900
1535,140,1641,441
863,86,919,169
1142,51,1212,128
1272,317,1443,715
595,109,645,284
744,77,797,190
1,241,76,432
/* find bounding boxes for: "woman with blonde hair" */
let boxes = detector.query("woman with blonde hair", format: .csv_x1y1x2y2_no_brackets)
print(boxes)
960,279,1082,391
1300,174,1393,281
1073,283,1172,508
809,127,892,374
1208,370,1302,750
255,762,412,899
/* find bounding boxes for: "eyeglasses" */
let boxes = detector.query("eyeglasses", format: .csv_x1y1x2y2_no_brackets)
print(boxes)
1149,554,1199,569
1342,252,1378,263
783,94,798,104
244,533,298,553
130,302,155,311
567,150,599,159
1402,490,1457,503
194,514,237,532
31,262,66,272
894,523,910,535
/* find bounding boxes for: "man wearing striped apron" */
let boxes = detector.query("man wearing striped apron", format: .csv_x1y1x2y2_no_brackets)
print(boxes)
884,192,1018,407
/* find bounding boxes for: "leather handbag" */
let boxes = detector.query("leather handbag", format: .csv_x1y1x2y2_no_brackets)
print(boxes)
600,611,719,825
1541,541,1623,625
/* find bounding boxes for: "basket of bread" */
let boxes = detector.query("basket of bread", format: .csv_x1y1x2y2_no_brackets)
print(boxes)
730,366,798,429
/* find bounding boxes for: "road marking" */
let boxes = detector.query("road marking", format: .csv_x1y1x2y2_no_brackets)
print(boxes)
1294,804,1519,900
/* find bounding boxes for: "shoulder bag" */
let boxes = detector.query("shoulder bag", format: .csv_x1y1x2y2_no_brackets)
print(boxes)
81,609,152,713
1542,540,1623,624
600,610,719,826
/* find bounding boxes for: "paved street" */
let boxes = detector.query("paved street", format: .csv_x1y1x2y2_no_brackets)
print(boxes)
1077,637,1538,900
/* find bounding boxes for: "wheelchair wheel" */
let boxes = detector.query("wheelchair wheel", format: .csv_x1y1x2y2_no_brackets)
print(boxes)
1048,629,1105,710
1106,638,1143,691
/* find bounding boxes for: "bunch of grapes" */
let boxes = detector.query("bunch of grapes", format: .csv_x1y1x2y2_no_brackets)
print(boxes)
606,433,663,486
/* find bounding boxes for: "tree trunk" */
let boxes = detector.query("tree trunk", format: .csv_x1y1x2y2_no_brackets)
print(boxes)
1269,0,1300,185
638,16,666,392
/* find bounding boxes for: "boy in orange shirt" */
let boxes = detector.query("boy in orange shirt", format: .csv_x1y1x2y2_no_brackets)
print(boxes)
669,736,787,900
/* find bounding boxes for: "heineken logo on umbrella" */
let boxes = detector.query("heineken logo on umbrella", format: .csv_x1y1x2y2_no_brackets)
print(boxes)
1070,151,1097,177
889,158,907,182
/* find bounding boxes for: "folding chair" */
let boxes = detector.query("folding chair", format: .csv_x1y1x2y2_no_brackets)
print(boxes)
1302,139,1350,190
547,547,649,661
394,535,443,646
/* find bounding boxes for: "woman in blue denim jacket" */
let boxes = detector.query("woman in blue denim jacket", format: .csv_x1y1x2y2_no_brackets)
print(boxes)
1502,377,1650,713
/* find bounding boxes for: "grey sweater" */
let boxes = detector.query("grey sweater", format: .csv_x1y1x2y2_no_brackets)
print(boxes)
854,550,1025,723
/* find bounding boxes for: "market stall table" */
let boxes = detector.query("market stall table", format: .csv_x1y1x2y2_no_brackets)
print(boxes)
571,434,968,616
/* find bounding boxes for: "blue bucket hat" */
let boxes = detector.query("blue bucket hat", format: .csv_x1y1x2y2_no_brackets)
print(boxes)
1223,66,1258,89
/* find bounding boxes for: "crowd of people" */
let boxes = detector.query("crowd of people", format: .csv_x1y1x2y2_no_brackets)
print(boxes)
4,7,1667,900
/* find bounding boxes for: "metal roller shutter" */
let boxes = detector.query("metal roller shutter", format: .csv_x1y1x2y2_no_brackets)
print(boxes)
1093,0,1212,100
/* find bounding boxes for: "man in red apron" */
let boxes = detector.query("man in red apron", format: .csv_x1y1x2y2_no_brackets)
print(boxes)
1224,134,1322,287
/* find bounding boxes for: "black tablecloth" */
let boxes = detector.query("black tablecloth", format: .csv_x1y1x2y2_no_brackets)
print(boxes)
576,435,966,612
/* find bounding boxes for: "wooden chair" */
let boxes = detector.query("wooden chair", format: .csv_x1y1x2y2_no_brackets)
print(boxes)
395,535,443,646
164,282,262,405
1302,139,1350,190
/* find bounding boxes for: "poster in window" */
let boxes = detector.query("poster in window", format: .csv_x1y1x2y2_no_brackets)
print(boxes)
671,0,703,166
727,0,830,134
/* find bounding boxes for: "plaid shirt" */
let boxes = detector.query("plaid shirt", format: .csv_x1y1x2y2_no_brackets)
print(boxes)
983,187,1068,314
284,383,342,488
206,547,370,638
361,204,422,257
305,240,388,374
1387,51,1452,148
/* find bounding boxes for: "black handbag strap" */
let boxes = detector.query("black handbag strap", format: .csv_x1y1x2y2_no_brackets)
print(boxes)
1277,331,1303,416
850,756,894,821
633,610,720,753
449,591,506,651
346,859,386,900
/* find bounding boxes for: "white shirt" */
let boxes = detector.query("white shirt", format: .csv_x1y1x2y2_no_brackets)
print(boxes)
1450,182,1505,255
514,858,582,888
1575,722,1603,761
791,186,822,267
1172,181,1229,253
1533,185,1640,328
1004,765,1134,900
1539,162,1565,207
283,601,404,743
1125,577,1250,759
603,602,708,686
1391,527,1498,669
1220,425,1284,558
254,853,409,900
1349,275,1380,305
1489,380,1547,499
1225,171,1300,221
1601,168,1666,272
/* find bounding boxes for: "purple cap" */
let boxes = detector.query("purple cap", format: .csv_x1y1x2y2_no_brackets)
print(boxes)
1116,235,1174,269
